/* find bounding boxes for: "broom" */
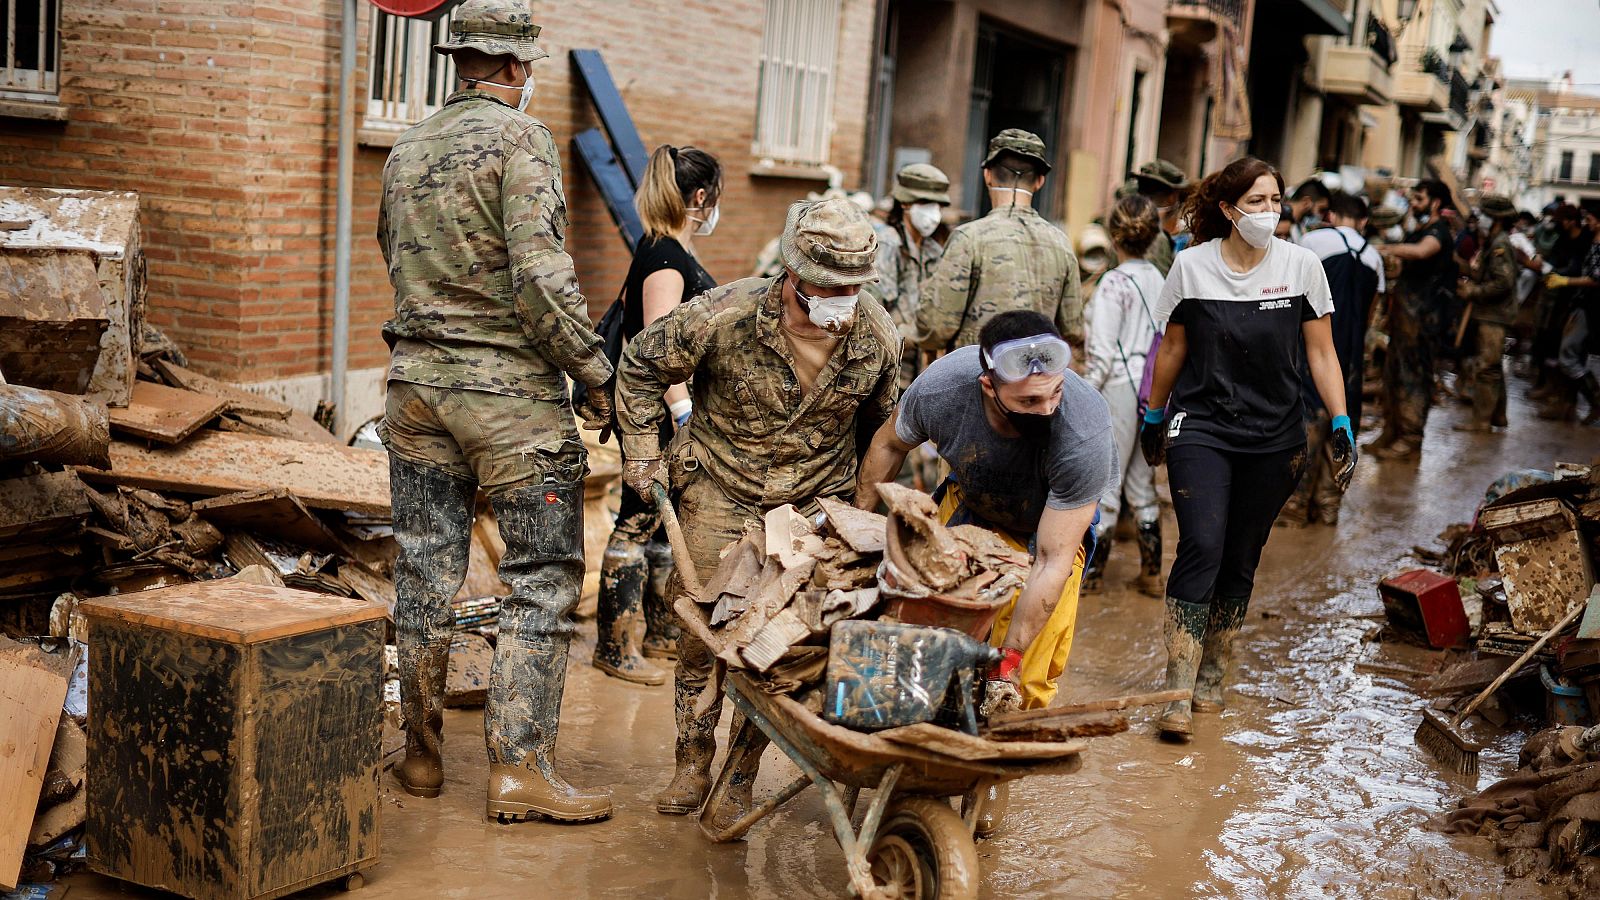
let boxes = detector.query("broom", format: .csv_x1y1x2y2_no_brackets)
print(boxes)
1416,600,1587,778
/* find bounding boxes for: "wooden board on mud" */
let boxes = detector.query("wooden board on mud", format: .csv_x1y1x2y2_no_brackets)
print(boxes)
152,359,293,420
0,470,90,542
193,489,347,554
108,380,227,444
0,639,72,890
875,722,1087,762
81,431,390,516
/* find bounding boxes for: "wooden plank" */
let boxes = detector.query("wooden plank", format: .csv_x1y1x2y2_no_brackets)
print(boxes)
983,712,1129,742
571,127,643,252
108,380,226,444
80,431,389,516
192,489,347,554
987,689,1191,729
569,49,650,187
79,578,387,645
151,359,292,420
0,640,71,889
219,409,341,446
875,722,1088,762
0,471,89,542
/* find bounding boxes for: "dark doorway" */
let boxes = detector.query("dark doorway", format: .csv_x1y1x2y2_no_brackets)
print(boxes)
963,20,1068,219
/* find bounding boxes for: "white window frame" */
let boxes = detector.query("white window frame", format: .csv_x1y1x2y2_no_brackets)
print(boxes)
365,7,458,131
753,0,842,168
1,0,60,101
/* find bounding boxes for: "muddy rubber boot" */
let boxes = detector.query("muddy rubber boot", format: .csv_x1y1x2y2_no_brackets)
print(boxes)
706,715,768,834
1133,520,1163,598
1081,533,1110,594
657,652,719,815
1538,375,1577,421
395,640,450,797
1193,595,1248,713
1579,373,1600,426
485,480,612,824
642,539,681,661
389,455,476,798
1157,597,1207,742
975,783,1009,838
592,537,666,686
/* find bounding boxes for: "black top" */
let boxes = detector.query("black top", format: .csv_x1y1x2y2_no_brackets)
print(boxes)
1397,218,1456,294
623,235,716,338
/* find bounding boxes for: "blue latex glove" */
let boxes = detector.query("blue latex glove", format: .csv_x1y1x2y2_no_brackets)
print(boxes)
1330,414,1357,491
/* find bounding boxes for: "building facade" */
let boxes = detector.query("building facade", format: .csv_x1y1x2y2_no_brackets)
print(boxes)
0,0,877,432
1512,78,1600,215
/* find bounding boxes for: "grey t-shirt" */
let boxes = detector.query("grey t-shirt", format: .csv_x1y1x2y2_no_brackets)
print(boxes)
895,346,1118,536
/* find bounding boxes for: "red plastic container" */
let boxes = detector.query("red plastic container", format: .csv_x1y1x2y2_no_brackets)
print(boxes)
1379,569,1470,649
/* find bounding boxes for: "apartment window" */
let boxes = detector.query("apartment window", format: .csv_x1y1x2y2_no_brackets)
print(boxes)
753,0,842,167
1559,151,1574,182
1590,154,1600,184
0,0,60,100
367,7,458,130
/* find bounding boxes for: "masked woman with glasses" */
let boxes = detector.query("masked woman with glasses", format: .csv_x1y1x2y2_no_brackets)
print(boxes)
1138,157,1356,742
592,144,721,685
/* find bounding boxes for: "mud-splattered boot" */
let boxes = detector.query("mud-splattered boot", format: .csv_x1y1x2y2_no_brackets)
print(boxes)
975,783,1009,838
592,537,666,686
1157,597,1207,742
1578,373,1600,426
485,479,612,824
1193,595,1248,713
642,539,681,661
389,455,476,798
1133,520,1163,598
706,715,769,835
657,639,721,815
1081,532,1110,594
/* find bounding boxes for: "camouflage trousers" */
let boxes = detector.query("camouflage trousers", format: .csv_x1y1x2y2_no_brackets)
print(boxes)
1381,298,1436,446
1465,321,1508,427
382,380,590,769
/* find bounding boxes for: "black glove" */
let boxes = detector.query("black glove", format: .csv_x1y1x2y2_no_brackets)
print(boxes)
1330,415,1357,492
1139,408,1167,468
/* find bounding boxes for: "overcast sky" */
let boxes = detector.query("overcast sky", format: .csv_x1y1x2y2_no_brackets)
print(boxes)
1490,0,1600,87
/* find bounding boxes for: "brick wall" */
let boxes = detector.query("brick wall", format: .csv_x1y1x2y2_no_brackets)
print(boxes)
0,0,876,383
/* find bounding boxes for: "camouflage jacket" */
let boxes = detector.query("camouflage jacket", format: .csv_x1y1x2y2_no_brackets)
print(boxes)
871,219,944,340
915,205,1083,352
377,90,612,401
1145,230,1174,277
1458,231,1519,325
616,276,901,509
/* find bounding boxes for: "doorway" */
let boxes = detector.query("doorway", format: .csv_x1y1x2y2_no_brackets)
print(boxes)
963,20,1068,219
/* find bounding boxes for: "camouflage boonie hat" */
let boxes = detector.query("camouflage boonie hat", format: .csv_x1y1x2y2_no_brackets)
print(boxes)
1114,178,1141,200
434,0,548,62
780,199,880,288
892,163,951,205
1131,159,1189,192
982,128,1051,174
1478,193,1518,220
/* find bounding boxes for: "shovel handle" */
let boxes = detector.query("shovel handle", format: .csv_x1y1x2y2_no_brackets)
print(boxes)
652,482,702,597
1452,600,1586,727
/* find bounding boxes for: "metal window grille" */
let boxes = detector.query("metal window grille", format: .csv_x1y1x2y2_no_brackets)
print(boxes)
753,0,841,167
0,0,59,100
367,8,457,128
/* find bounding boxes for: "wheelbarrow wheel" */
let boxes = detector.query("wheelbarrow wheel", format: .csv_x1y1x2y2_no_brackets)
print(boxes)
867,797,978,900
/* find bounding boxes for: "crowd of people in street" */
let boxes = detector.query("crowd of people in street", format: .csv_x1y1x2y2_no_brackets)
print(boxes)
373,0,1600,834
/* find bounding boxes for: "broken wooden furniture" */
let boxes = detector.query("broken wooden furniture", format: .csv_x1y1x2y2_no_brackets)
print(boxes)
703,672,1084,900
80,581,386,900
1481,498,1596,635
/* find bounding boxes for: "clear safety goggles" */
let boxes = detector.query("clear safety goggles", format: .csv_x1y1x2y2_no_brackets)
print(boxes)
981,334,1072,383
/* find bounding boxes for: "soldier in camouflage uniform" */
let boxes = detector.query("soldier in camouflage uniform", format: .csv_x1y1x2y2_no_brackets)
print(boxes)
1125,159,1191,277
1453,195,1521,433
615,198,901,826
916,129,1084,357
874,163,951,355
376,0,614,825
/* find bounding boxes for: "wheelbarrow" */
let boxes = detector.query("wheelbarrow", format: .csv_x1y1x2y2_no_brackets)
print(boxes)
649,484,1086,899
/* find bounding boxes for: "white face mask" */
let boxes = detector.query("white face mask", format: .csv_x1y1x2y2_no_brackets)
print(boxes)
907,202,942,237
1384,225,1404,242
474,62,536,112
795,280,858,334
688,205,719,236
1230,205,1280,249
1476,218,1492,236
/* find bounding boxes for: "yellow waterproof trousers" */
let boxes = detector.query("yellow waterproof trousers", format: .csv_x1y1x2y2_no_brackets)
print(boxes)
937,484,1085,710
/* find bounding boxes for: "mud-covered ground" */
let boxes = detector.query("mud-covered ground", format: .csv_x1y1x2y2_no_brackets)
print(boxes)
68,385,1597,899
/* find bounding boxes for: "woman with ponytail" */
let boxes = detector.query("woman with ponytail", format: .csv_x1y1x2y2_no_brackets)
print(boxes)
1137,156,1356,742
592,144,722,686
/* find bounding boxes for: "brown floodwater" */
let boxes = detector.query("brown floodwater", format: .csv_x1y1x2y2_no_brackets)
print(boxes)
66,388,1596,899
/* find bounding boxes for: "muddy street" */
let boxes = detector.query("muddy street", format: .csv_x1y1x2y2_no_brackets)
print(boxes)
64,388,1593,900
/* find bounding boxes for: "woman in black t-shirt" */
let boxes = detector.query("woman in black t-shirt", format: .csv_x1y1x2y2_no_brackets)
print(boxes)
1138,157,1357,742
593,144,721,686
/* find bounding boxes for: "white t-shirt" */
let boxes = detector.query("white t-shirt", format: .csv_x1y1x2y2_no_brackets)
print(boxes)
1299,225,1385,294
1154,237,1333,451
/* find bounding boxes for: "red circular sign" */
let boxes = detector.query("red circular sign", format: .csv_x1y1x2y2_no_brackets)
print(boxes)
369,0,453,19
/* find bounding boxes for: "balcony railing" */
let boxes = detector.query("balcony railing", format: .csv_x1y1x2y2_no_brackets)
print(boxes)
1449,68,1469,119
1168,0,1243,26
1366,16,1397,69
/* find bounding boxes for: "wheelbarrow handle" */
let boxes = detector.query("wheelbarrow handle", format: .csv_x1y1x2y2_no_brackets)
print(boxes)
651,482,702,597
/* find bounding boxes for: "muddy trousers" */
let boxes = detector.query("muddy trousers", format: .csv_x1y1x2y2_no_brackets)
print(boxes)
600,482,680,661
1381,299,1436,446
1465,321,1509,426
